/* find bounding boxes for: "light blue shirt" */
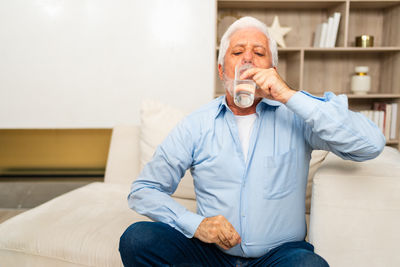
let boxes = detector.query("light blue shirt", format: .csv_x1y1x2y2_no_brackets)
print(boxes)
128,91,385,258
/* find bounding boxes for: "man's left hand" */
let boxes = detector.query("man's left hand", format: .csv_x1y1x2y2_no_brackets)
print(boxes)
240,67,296,104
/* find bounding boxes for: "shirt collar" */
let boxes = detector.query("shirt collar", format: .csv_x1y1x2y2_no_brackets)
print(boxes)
215,95,282,119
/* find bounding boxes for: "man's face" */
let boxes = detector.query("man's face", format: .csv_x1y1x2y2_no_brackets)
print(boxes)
218,27,273,81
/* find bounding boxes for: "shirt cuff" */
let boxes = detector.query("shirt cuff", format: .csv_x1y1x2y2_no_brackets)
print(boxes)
175,210,205,238
285,91,324,120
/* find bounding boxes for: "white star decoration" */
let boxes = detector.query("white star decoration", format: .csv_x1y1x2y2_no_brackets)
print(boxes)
267,16,292,48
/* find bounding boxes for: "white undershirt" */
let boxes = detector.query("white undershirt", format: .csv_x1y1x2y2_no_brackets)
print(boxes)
234,113,257,162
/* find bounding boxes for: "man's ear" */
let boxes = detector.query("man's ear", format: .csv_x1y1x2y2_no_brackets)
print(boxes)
218,64,224,80
273,66,277,70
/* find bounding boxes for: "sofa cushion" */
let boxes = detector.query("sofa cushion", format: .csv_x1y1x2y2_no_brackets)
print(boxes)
140,100,195,200
307,149,329,213
104,125,141,184
314,146,400,177
309,146,400,267
0,182,196,267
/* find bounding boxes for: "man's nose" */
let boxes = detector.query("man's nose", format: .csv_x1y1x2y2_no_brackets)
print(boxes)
242,51,253,64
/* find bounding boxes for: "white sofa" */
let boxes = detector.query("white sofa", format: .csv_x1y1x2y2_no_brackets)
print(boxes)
309,147,400,267
0,124,399,267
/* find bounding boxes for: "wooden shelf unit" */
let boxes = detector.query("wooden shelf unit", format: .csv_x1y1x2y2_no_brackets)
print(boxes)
215,0,400,149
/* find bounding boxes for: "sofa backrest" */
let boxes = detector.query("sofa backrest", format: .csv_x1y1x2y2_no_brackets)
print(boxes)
104,125,141,184
314,146,400,177
103,124,198,200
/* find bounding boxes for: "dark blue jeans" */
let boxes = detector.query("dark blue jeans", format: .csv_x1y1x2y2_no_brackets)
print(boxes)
119,221,329,267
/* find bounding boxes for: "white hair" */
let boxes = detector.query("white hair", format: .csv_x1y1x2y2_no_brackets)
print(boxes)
218,16,278,69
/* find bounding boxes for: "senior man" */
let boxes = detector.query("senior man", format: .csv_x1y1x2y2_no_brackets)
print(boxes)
119,16,385,266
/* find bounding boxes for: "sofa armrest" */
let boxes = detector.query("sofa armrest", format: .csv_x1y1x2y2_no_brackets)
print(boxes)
308,146,400,267
104,125,140,184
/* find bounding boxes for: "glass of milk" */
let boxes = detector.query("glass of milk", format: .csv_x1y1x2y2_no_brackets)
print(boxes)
234,64,256,108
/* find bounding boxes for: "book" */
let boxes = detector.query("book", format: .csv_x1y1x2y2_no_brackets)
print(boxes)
390,103,398,140
361,102,398,141
385,104,392,140
379,111,385,134
373,110,380,130
319,22,328,48
362,110,373,121
313,23,322,47
330,12,341,47
314,12,341,48
325,17,334,48
367,110,373,121
373,102,387,135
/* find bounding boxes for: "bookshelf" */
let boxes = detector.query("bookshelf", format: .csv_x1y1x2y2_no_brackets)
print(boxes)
215,0,400,150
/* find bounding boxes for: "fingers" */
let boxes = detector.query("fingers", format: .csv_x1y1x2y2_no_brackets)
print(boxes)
218,218,241,249
237,66,294,103
194,215,241,250
218,230,234,249
240,67,263,80
217,234,231,250
240,67,275,79
240,68,274,95
253,71,268,88
225,221,241,245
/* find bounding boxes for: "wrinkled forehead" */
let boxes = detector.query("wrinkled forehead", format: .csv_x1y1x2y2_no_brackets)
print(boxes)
228,27,269,48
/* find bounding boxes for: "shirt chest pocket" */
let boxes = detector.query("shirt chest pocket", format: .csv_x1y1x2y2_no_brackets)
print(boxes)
264,149,298,199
